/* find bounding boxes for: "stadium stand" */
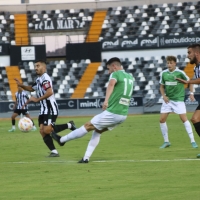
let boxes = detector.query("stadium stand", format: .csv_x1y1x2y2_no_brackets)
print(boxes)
100,1,200,39
10,53,192,103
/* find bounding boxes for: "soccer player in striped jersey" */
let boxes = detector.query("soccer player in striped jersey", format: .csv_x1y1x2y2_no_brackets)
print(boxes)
15,60,76,157
51,57,134,163
176,43,200,157
8,86,37,132
159,55,198,149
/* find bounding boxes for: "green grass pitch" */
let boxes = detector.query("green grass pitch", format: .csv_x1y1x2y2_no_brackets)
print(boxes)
0,113,200,200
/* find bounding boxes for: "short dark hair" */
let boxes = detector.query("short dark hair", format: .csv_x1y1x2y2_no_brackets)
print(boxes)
106,57,121,65
187,43,200,49
166,56,176,63
35,59,46,64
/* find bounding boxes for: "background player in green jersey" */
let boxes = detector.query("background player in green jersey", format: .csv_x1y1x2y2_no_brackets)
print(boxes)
51,57,134,163
159,56,198,149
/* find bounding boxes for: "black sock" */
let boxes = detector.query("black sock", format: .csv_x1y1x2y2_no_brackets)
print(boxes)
43,134,56,151
53,124,69,133
12,119,15,126
193,122,200,137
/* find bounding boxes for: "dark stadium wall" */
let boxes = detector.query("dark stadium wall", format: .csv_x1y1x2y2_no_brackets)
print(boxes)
66,42,101,62
10,45,46,65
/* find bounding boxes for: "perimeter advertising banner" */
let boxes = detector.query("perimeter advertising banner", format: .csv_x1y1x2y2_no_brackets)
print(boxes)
101,34,200,51
0,97,143,112
185,95,199,106
78,97,143,109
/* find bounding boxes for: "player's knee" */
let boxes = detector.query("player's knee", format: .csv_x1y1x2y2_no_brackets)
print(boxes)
84,122,95,131
159,119,165,123
43,125,52,134
39,127,44,134
191,117,198,124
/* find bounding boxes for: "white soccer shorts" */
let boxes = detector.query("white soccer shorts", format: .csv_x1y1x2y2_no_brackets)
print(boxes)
91,110,127,131
160,100,186,114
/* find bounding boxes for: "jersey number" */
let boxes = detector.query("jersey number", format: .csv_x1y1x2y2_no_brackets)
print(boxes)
123,78,134,96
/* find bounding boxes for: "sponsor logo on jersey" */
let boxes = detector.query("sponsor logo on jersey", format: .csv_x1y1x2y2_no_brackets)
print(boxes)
165,81,177,85
119,98,130,106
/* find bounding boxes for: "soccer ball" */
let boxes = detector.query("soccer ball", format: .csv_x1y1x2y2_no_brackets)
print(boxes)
18,117,33,132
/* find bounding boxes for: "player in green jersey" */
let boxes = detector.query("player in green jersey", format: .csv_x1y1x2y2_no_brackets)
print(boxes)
159,56,198,149
51,57,134,163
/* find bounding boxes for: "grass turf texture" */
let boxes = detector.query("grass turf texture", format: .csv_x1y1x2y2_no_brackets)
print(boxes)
0,113,200,200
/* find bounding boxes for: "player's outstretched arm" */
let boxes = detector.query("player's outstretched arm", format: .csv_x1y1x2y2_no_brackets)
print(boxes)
14,78,35,92
175,77,189,84
176,77,200,85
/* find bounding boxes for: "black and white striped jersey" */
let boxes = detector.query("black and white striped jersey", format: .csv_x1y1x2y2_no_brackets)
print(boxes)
15,91,29,109
32,73,59,115
194,64,200,78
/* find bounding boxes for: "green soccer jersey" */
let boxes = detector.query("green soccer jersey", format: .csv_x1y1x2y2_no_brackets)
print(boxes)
159,67,189,101
106,70,134,115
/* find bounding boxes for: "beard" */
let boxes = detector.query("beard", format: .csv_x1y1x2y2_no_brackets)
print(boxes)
190,56,197,64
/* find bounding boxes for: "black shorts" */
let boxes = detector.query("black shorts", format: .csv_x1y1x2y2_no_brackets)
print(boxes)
14,109,29,115
38,114,57,126
196,104,200,110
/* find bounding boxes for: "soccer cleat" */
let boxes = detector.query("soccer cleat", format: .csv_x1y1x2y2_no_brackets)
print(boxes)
47,152,60,157
8,128,15,132
69,120,77,131
51,131,65,146
78,158,89,163
159,142,171,149
191,142,198,148
31,126,37,131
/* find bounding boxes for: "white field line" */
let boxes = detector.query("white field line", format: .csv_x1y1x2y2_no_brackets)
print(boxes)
2,158,200,164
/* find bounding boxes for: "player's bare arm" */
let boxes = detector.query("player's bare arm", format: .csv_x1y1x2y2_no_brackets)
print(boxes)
176,77,200,84
14,78,35,92
103,79,116,110
160,84,169,103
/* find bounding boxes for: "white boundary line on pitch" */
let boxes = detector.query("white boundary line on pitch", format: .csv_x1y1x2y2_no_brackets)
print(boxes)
2,158,200,164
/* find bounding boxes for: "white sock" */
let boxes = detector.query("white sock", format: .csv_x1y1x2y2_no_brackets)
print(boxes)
67,123,72,129
51,149,58,154
83,131,101,161
60,125,88,143
160,122,169,142
183,120,195,143
12,125,15,129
